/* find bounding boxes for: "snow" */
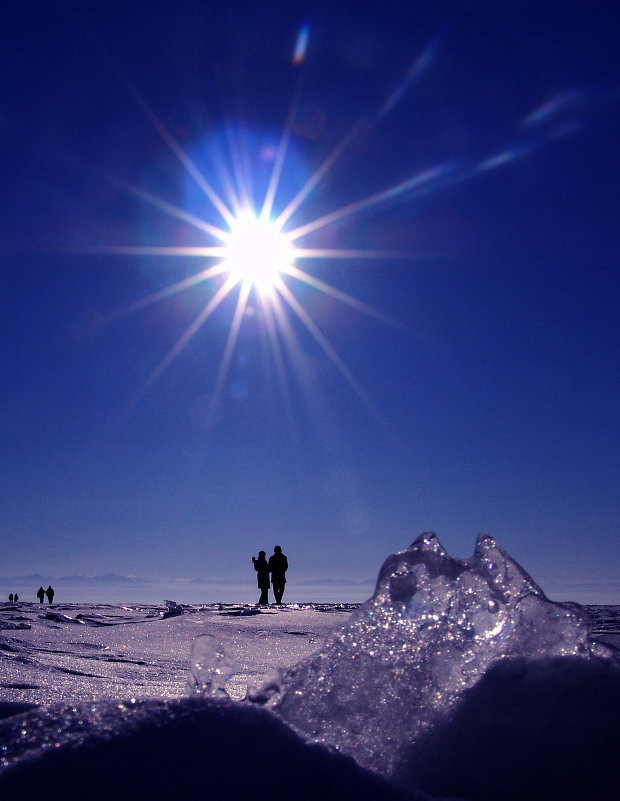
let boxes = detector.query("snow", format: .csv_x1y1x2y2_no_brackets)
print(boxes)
1,536,619,801
0,601,352,705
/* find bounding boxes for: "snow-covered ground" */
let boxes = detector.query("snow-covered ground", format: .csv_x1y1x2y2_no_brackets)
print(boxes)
0,601,354,705
1,535,619,801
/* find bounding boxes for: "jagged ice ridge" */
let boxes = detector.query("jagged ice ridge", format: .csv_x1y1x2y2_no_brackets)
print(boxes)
251,533,616,782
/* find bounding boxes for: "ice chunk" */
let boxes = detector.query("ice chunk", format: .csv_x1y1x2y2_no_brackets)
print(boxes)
245,667,284,707
268,532,616,780
160,600,183,619
187,634,237,699
43,612,85,625
0,620,31,630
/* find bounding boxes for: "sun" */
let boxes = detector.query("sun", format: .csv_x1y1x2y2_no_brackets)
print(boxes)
89,37,426,432
221,210,296,295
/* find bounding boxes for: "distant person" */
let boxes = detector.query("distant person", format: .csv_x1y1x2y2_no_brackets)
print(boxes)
268,545,288,605
13,593,18,602
8,593,13,603
37,586,45,603
252,551,270,605
45,585,55,604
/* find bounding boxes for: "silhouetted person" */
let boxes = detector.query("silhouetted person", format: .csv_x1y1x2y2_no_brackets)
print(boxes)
268,545,288,604
13,593,18,602
252,551,270,605
8,594,13,603
36,586,45,603
45,585,54,604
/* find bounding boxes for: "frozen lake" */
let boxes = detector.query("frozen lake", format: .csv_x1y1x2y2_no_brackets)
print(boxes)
1,600,619,708
0,601,355,705
2,535,619,801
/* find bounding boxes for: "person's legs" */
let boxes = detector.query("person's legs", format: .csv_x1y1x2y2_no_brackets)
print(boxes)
274,585,284,604
259,588,269,605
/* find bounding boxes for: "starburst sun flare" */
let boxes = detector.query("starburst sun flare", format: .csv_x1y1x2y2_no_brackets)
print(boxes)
82,24,537,436
89,93,413,433
221,211,296,296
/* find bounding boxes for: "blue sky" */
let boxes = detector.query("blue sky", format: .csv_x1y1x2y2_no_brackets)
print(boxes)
2,1,619,603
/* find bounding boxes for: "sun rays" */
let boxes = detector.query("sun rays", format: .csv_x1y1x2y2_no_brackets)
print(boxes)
76,24,579,438
84,66,419,436
106,164,403,433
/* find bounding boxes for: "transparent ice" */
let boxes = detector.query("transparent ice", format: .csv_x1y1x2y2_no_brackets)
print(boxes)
261,532,615,779
188,634,237,699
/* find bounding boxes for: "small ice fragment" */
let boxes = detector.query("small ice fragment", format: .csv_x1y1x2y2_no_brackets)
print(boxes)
239,606,261,616
43,612,84,625
245,668,283,707
188,634,236,700
160,601,183,619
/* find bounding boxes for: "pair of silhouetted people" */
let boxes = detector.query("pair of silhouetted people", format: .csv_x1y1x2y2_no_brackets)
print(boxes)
7,593,18,602
251,546,288,605
37,586,54,604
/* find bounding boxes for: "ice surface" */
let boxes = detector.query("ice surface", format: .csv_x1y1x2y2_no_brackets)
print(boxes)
1,543,620,801
269,533,618,781
0,602,351,705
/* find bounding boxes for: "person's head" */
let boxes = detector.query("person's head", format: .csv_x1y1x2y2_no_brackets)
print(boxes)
274,545,282,553
258,550,266,557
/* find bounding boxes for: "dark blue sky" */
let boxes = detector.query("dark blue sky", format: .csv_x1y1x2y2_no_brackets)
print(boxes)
2,1,619,602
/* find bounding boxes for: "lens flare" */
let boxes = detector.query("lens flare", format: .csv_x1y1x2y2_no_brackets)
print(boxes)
78,22,560,441
293,23,311,65
221,211,295,295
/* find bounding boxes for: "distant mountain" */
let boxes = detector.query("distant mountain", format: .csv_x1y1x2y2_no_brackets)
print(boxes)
298,578,374,587
55,575,93,584
1,573,374,588
55,574,143,585
1,573,143,584
93,573,143,584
